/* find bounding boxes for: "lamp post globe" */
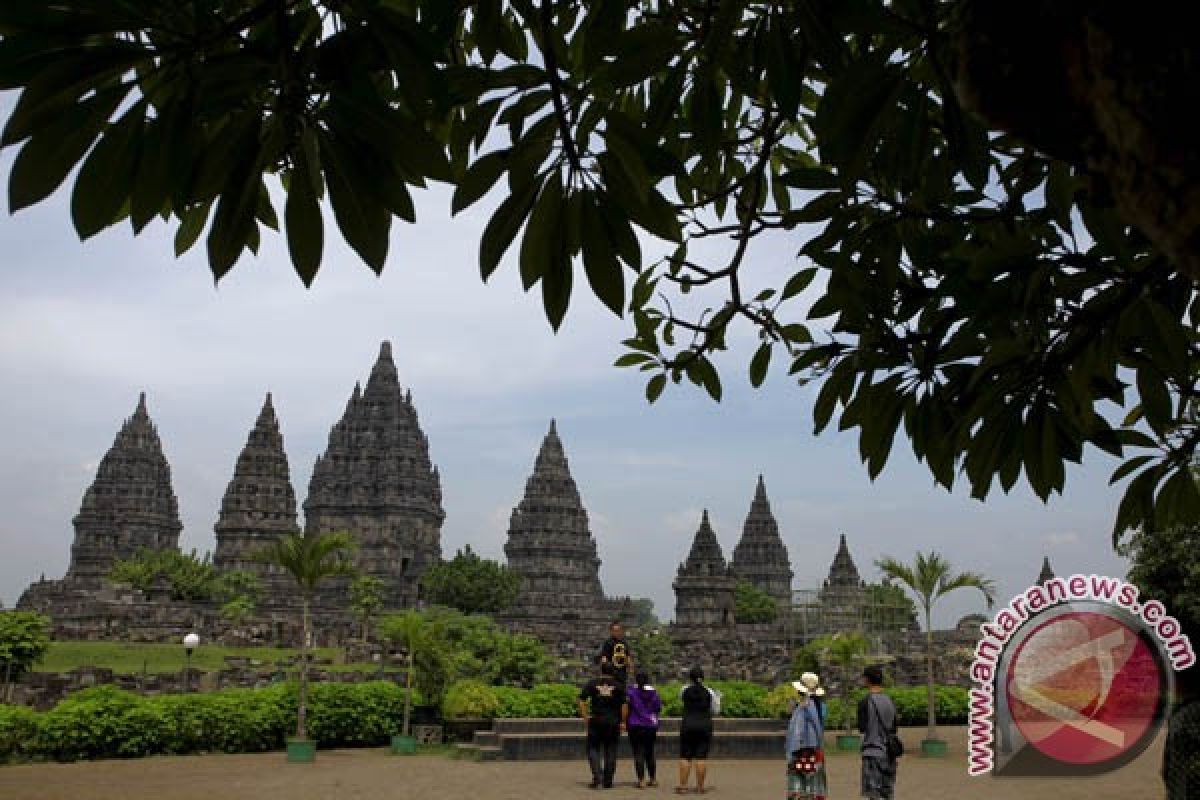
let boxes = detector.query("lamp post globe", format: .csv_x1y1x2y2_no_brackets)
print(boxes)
183,632,200,692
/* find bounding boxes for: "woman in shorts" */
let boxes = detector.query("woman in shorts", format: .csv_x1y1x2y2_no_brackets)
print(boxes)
677,666,715,794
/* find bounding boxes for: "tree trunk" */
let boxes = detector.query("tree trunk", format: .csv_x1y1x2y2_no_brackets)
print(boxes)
925,605,937,741
402,651,414,738
297,595,310,741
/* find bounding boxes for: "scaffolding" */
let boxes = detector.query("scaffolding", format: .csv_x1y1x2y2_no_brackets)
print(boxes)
784,587,917,657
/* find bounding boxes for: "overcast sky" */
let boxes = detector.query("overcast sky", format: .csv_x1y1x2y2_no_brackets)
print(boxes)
0,104,1131,628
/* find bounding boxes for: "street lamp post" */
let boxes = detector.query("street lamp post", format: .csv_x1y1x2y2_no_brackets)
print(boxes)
183,632,200,693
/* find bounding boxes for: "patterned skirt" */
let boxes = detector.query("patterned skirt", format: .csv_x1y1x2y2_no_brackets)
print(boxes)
787,747,828,800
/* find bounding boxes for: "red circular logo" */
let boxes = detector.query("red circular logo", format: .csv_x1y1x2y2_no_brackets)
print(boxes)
1005,610,1165,766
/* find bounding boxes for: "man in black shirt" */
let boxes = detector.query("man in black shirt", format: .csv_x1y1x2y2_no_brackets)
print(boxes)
598,620,634,685
857,665,899,800
579,661,629,789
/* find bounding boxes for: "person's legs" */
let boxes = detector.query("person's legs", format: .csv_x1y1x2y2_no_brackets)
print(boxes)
630,727,647,784
645,728,658,783
678,759,693,791
602,727,619,787
586,726,603,787
880,758,897,800
695,759,707,792
861,753,885,799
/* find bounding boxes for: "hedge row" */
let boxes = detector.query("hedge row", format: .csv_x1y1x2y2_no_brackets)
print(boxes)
444,680,969,726
2,682,971,762
0,682,420,762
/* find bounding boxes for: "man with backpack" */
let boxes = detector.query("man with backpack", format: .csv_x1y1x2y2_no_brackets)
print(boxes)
857,665,901,800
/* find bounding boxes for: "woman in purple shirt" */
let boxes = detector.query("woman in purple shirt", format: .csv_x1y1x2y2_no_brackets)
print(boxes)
626,671,663,788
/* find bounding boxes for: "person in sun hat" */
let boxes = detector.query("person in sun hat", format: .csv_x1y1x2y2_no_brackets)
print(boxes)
785,682,827,800
798,672,828,727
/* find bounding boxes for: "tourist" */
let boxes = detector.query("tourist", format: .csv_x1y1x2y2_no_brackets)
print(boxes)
599,620,634,685
799,671,827,726
627,671,663,789
579,661,629,789
677,666,716,795
786,683,827,800
857,665,899,800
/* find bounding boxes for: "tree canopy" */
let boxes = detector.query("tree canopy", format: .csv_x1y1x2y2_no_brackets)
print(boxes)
734,581,778,624
0,610,51,684
1,2,1197,538
419,545,521,614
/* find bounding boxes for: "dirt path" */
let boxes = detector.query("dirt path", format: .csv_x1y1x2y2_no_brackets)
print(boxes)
0,727,1164,800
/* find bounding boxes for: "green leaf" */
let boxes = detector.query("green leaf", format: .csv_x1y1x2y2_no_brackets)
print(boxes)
480,173,542,281
286,137,324,287
8,84,126,212
1109,455,1156,486
812,54,903,180
452,150,508,215
693,357,722,402
206,118,264,281
781,267,818,300
780,167,839,190
519,177,564,291
749,343,772,388
70,98,145,239
646,374,667,403
623,186,681,243
320,131,391,273
615,353,653,367
173,202,210,257
580,193,625,316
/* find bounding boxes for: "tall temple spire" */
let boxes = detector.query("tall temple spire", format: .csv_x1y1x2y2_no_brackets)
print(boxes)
305,342,444,608
504,420,608,631
1036,556,1056,585
214,394,298,583
730,475,794,607
825,533,863,588
674,510,736,628
65,394,182,584
682,510,727,575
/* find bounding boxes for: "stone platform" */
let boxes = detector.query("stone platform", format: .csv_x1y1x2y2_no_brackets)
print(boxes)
454,717,787,762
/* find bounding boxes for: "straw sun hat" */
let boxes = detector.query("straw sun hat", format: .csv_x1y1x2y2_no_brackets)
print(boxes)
791,671,826,697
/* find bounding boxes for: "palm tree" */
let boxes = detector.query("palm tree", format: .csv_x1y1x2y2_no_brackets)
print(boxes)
813,631,869,732
256,531,357,742
876,551,995,744
379,610,432,739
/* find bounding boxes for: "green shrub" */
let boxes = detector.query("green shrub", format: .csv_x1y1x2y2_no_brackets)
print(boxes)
444,681,501,719
762,685,798,719
0,704,39,761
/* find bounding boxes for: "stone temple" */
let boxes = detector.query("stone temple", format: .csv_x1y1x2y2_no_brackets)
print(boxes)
15,340,997,682
498,420,628,653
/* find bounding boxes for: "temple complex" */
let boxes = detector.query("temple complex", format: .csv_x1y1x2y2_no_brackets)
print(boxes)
13,341,1003,684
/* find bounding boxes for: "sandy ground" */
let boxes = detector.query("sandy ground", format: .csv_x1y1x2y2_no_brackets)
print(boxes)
0,727,1165,800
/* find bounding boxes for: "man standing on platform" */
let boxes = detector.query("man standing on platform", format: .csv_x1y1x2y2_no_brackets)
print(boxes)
579,661,629,789
599,620,634,685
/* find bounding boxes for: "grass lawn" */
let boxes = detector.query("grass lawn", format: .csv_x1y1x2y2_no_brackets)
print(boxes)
39,642,380,675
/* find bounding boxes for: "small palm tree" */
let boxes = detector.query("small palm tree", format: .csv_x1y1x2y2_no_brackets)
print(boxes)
877,551,995,744
380,610,432,738
813,631,869,732
256,531,357,742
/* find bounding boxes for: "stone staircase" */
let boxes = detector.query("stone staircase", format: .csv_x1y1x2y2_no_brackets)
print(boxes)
453,718,788,762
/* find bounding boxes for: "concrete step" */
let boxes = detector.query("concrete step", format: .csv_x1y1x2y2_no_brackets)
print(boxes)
495,730,788,761
452,743,504,762
470,730,500,747
492,717,787,735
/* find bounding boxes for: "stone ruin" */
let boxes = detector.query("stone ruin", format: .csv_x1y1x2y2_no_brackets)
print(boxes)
12,340,1028,687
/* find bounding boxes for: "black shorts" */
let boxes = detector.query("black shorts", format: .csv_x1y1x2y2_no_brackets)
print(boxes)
679,727,712,759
